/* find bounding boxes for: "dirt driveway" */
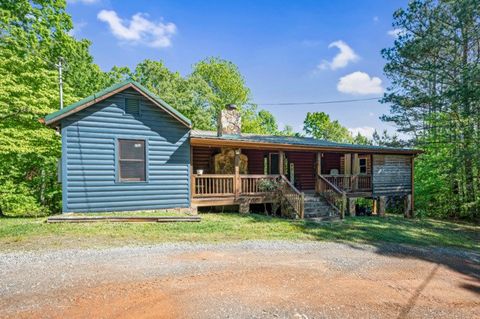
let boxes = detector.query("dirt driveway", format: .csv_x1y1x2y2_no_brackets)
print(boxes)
0,241,479,318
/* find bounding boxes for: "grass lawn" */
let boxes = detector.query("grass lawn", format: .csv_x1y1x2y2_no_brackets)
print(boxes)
0,213,478,252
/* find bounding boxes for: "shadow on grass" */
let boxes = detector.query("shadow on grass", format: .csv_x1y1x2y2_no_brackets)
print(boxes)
295,214,480,297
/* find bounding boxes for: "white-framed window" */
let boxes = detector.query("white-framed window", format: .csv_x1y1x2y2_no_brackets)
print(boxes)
118,139,146,182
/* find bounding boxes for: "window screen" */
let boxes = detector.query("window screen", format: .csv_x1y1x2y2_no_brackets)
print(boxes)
118,139,145,182
125,98,140,115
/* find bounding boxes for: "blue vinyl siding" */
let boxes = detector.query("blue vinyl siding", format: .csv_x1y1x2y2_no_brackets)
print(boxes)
60,88,190,213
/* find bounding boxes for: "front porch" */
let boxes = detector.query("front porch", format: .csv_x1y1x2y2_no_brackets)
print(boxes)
190,146,375,218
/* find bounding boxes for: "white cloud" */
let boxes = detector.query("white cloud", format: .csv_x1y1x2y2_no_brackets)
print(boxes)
69,21,87,37
373,16,379,23
317,40,359,71
387,28,406,38
97,10,176,48
349,126,376,138
337,71,383,95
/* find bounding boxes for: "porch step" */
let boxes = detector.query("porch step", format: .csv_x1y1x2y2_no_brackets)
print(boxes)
305,215,341,223
303,193,338,218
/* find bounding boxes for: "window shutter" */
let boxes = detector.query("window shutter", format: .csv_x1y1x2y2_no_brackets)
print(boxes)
125,98,140,115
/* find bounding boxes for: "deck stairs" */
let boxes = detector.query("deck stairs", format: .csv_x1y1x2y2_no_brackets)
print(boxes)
303,191,340,222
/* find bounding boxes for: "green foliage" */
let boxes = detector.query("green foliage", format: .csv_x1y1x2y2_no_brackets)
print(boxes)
0,0,79,216
0,2,282,216
303,112,371,144
131,59,214,130
382,0,480,220
372,130,405,148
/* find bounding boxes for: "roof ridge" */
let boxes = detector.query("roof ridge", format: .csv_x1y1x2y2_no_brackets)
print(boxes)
42,79,191,127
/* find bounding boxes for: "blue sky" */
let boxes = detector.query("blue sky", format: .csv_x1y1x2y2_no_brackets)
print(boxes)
67,0,408,137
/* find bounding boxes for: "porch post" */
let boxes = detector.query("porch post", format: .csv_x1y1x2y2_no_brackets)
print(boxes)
410,156,415,218
352,153,359,191
234,148,241,198
315,152,322,192
278,150,284,175
344,153,351,191
190,145,195,199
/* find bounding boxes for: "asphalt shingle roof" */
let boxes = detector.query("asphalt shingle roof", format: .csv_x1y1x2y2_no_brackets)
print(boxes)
191,130,420,154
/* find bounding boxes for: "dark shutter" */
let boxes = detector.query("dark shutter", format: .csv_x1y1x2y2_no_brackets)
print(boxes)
118,139,145,182
125,98,140,115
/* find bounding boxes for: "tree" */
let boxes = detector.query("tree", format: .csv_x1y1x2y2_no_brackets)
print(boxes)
372,130,405,147
381,0,480,219
303,112,353,142
352,133,373,145
0,0,106,215
131,59,214,130
192,57,270,133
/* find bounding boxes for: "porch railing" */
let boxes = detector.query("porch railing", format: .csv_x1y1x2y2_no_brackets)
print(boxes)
192,174,279,197
240,174,278,195
322,174,372,192
192,174,235,197
280,175,304,219
317,174,346,218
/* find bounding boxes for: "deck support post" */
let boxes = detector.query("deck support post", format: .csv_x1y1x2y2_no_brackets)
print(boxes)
378,196,386,217
234,148,241,198
404,194,413,218
348,197,356,216
239,200,249,214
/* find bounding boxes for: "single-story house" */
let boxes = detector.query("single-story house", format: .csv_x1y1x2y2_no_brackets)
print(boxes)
42,80,420,219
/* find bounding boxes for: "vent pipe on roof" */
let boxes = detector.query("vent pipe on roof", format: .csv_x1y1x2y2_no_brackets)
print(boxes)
217,104,241,137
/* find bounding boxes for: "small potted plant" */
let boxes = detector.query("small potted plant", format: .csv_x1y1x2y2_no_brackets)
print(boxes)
196,169,204,175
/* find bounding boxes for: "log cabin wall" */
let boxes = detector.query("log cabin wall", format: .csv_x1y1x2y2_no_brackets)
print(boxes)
322,153,342,175
287,151,316,190
372,154,412,195
242,149,265,174
192,147,217,173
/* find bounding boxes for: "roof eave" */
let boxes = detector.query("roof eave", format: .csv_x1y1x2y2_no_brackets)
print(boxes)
190,136,422,155
41,81,192,128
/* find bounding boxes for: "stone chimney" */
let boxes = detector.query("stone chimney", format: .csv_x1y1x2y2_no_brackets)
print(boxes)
217,104,241,136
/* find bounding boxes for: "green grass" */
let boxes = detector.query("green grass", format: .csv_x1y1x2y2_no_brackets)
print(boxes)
0,213,478,252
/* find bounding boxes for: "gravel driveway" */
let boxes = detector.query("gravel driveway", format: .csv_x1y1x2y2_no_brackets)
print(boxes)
1,241,479,318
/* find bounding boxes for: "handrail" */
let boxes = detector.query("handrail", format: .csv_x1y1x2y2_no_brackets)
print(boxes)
280,175,304,219
280,175,302,195
321,174,372,192
318,174,344,195
317,174,346,219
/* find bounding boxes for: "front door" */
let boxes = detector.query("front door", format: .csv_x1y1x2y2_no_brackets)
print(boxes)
269,153,279,174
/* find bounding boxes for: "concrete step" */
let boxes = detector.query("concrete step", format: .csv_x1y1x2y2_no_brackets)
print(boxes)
305,215,341,223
